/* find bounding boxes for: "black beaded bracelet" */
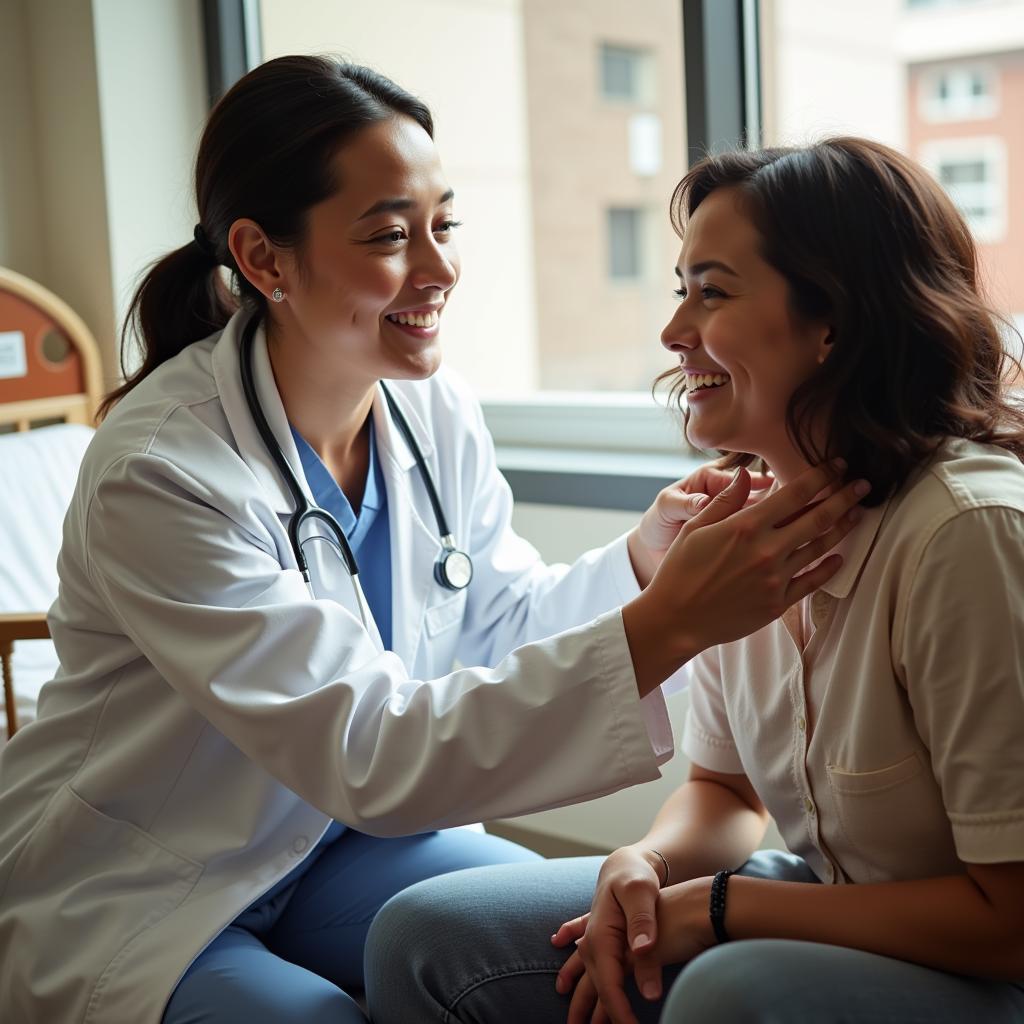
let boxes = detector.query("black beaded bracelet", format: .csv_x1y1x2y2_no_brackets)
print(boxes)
709,869,734,944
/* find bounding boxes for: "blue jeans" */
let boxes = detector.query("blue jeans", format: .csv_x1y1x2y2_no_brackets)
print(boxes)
161,826,540,1024
365,850,1024,1023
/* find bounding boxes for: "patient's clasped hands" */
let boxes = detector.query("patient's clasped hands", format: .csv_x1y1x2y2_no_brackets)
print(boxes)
551,846,713,1024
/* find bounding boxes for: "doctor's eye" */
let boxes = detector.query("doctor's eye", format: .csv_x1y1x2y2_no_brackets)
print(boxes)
370,229,408,246
673,288,686,300
434,219,463,237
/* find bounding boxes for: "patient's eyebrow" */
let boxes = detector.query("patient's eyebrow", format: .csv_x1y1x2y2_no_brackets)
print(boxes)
676,260,740,278
356,189,455,221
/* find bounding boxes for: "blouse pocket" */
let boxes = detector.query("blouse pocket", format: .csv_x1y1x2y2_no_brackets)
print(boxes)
826,753,950,882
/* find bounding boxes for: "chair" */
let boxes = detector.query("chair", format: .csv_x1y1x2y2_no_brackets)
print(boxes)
0,266,102,739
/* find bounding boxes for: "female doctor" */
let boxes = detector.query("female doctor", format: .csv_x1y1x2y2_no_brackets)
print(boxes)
0,57,866,1024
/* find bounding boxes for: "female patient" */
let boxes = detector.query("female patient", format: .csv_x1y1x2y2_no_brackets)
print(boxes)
366,137,1024,1024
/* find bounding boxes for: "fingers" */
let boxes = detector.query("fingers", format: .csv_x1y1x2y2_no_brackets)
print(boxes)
785,553,843,605
678,468,751,531
567,971,599,1024
778,477,871,552
784,503,864,575
623,892,658,960
556,949,588,996
749,461,845,527
578,935,639,1024
632,950,664,1003
553,914,589,948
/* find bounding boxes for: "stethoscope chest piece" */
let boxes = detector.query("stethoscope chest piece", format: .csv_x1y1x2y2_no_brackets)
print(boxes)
435,539,473,590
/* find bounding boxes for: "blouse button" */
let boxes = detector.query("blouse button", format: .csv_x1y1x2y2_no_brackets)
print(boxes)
797,715,806,732
293,835,309,854
804,797,816,816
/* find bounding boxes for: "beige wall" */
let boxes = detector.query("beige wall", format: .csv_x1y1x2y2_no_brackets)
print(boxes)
0,0,206,383
259,0,541,395
0,0,46,282
521,0,686,391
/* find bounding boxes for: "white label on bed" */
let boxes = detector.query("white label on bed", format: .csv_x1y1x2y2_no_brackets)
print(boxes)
0,331,28,379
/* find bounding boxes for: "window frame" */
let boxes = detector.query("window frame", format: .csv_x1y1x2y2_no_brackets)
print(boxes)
919,135,1008,244
919,62,999,123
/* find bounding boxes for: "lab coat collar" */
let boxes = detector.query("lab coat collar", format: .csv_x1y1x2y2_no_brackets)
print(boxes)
212,309,435,514
213,310,312,515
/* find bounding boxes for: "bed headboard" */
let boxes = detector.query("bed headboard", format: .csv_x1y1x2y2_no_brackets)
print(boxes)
0,266,103,433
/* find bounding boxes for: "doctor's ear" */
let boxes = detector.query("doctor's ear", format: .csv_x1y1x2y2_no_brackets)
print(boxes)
229,219,289,304
815,326,835,365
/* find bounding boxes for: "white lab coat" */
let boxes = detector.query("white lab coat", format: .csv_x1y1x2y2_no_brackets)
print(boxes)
0,310,672,1023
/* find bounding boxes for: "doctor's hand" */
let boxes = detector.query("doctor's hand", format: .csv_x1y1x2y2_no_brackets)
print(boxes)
627,464,773,589
622,461,869,698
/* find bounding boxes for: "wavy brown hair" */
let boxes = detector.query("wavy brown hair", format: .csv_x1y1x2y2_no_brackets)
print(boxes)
657,137,1024,506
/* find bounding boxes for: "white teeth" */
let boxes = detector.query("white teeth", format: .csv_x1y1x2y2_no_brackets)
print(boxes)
685,372,730,392
387,310,439,327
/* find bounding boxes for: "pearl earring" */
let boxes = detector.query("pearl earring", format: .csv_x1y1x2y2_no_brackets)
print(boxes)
271,287,285,303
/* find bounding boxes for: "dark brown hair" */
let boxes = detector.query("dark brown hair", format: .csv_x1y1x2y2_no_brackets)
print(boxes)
658,137,1024,505
99,56,433,418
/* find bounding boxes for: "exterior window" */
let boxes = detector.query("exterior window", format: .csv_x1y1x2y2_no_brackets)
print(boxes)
920,64,997,121
921,138,1007,243
260,2,685,395
599,44,653,104
607,208,645,281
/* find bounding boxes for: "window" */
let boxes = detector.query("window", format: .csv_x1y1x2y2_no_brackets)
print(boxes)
920,64,997,121
921,138,1007,242
607,208,646,281
599,44,653,104
761,0,1022,358
259,0,686,396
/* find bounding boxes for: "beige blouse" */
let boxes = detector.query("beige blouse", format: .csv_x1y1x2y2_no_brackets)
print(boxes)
682,438,1024,884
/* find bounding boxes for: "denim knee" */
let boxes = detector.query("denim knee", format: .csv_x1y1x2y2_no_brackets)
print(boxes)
661,941,802,1024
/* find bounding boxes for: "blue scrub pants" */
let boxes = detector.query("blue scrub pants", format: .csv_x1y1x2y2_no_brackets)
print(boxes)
365,851,1024,1023
162,826,540,1024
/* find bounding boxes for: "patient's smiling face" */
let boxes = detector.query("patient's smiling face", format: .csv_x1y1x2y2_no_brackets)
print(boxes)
659,187,832,482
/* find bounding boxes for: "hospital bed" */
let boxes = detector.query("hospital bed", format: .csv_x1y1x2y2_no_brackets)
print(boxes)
0,266,102,740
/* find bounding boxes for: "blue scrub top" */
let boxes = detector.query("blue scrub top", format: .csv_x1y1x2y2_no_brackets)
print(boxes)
274,416,392,862
289,417,393,652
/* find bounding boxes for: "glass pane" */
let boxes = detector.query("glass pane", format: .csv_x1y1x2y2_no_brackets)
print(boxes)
258,0,685,396
762,0,1021,329
608,208,644,279
600,45,639,101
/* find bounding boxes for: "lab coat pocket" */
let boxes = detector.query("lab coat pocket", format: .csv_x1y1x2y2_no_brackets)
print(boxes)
4,783,203,988
424,590,468,638
826,753,947,882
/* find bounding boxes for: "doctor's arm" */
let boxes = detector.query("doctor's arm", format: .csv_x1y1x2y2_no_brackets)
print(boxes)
452,382,866,670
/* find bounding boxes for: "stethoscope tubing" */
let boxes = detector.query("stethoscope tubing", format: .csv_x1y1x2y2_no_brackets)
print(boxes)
238,309,472,601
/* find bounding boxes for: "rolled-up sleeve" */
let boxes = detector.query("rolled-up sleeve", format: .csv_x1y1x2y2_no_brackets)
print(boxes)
682,648,744,773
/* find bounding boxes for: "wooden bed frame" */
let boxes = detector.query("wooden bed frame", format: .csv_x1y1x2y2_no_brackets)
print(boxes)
0,265,104,736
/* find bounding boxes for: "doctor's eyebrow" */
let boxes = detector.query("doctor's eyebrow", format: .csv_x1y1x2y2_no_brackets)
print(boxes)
356,189,455,221
675,260,740,278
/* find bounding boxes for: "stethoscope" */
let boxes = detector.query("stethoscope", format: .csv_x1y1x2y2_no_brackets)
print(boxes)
238,311,473,622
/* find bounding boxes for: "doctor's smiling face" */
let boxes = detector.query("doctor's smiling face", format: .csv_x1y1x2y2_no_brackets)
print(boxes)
233,114,460,394
660,186,831,481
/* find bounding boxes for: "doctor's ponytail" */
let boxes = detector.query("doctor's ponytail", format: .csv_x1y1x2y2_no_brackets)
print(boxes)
99,56,433,419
